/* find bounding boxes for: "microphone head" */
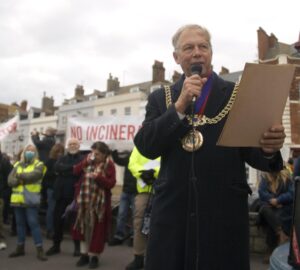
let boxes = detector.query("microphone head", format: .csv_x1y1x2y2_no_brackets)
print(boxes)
191,64,202,75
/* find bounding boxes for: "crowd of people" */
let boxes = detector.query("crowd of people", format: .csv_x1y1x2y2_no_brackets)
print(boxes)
0,126,160,269
0,23,299,270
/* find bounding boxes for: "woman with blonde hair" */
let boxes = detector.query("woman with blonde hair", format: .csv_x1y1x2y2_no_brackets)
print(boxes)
258,167,294,263
7,144,47,261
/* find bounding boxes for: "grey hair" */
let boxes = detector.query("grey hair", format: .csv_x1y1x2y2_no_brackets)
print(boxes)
172,24,212,50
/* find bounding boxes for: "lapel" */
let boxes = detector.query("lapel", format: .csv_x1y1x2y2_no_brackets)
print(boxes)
171,75,185,103
169,73,230,117
203,72,229,118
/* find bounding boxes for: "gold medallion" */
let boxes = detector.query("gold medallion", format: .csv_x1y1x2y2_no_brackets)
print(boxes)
181,130,203,152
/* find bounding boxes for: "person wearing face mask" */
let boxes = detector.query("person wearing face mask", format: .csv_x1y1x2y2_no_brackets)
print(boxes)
133,24,286,270
7,144,47,261
72,141,116,269
46,138,83,257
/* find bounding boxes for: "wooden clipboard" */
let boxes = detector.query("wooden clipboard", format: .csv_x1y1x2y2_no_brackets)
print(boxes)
217,63,295,147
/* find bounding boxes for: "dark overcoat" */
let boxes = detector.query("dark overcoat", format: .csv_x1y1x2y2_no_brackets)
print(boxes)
134,73,283,270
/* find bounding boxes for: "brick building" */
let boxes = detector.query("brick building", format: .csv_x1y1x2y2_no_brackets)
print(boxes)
257,28,300,156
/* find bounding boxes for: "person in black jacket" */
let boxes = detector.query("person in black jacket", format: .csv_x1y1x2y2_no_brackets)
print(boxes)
109,149,137,246
133,24,286,270
43,143,64,239
31,127,56,211
46,138,83,257
31,127,56,163
0,150,13,249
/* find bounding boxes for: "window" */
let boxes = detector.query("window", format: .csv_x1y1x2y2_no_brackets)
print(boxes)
98,111,103,116
62,116,67,124
89,95,97,101
124,107,131,115
106,92,115,97
130,86,140,93
111,109,117,115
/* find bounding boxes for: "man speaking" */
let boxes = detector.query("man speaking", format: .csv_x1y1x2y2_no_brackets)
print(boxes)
134,24,286,270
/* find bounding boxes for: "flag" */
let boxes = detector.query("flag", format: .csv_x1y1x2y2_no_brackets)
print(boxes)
0,115,18,141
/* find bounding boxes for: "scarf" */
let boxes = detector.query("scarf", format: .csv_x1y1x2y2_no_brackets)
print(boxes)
74,161,107,234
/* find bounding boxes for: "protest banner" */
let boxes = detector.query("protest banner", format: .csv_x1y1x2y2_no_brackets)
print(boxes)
66,116,143,150
0,115,18,141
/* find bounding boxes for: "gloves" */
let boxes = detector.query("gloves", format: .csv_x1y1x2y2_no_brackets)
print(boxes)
140,169,155,185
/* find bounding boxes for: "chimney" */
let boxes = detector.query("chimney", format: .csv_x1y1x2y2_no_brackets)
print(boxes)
257,27,270,60
41,92,54,113
172,71,181,83
106,73,120,92
152,60,165,83
219,66,230,75
20,100,27,111
269,33,278,48
75,85,84,97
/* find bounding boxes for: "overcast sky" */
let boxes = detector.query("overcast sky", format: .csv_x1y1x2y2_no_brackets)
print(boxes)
0,0,299,108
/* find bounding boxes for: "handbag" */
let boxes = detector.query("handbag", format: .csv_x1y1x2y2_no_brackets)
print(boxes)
23,186,41,206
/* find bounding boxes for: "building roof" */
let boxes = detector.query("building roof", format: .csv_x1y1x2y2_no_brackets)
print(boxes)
265,42,297,59
219,70,243,83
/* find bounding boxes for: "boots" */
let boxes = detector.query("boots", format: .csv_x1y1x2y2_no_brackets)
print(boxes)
36,246,48,261
9,244,25,258
46,243,60,256
76,254,90,267
89,256,99,269
125,255,144,270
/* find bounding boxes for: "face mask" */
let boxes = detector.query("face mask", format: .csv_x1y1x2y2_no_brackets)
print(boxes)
24,151,35,161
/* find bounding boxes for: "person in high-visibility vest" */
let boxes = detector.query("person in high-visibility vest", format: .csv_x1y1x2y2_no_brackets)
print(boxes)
7,144,47,261
125,146,160,270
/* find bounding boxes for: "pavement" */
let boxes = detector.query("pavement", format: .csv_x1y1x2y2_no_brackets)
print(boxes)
0,224,270,270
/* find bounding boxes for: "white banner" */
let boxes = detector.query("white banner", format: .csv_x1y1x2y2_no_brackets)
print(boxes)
0,115,18,141
66,116,144,150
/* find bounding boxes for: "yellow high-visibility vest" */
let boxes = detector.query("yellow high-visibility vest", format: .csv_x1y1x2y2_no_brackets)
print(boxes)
10,160,46,206
128,147,160,194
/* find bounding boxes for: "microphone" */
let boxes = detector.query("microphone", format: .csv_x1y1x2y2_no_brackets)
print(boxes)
191,64,202,102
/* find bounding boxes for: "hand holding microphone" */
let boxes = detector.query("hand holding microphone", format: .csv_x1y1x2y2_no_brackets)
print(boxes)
175,63,206,114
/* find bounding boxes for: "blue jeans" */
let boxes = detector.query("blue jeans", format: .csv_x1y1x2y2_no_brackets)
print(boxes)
14,207,43,246
46,189,55,233
114,192,135,240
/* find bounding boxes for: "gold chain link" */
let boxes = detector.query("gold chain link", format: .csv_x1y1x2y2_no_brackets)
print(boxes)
164,82,239,126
